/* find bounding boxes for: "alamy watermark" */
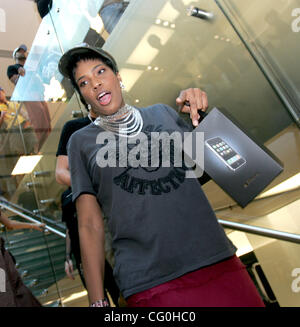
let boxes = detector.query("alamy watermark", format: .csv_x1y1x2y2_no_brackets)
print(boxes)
95,131,205,178
0,8,6,33
291,268,300,293
292,8,300,32
0,268,5,293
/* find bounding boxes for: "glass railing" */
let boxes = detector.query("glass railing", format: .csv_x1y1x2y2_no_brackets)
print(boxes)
1,0,299,306
216,0,300,126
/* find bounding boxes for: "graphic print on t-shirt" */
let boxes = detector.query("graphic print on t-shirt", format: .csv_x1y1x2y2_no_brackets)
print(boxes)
113,124,190,196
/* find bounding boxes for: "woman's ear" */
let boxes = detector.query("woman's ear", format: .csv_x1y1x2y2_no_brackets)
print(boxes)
116,72,122,83
117,73,125,89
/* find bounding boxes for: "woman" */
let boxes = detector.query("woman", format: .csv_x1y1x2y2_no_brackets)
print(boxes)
58,44,265,307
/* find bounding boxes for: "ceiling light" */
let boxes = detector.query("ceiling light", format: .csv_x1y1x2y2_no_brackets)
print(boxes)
87,14,104,34
11,155,43,175
227,231,253,257
157,2,180,22
43,76,65,102
257,172,300,199
126,26,173,66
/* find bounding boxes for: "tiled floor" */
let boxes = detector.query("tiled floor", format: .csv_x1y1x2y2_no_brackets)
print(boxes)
39,272,89,307
38,270,123,307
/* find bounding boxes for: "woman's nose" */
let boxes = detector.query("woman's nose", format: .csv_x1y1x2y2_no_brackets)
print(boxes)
92,78,102,90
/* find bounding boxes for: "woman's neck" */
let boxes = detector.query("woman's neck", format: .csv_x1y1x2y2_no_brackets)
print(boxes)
98,104,132,121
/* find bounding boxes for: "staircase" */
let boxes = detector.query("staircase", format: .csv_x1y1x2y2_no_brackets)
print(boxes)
2,217,66,305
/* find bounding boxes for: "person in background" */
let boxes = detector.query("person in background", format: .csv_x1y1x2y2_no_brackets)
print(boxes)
7,45,27,86
0,86,37,155
6,44,52,150
99,0,129,34
34,0,53,19
0,207,45,232
0,205,44,307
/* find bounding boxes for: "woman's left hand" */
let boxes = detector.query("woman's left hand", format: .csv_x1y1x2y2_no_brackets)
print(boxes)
176,88,208,127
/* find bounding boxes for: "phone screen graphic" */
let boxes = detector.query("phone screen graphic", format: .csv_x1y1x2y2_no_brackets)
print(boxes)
205,137,246,171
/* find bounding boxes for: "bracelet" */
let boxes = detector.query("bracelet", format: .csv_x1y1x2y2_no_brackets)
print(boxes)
90,298,110,307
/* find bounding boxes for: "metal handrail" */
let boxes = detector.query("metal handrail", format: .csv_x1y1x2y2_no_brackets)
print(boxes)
1,199,65,229
2,200,300,244
0,201,65,239
218,218,300,244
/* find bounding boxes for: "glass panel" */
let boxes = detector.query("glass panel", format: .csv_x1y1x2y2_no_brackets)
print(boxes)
101,0,297,213
11,0,106,103
104,0,293,144
0,101,29,199
0,98,65,305
100,1,300,306
4,0,122,306
217,0,300,125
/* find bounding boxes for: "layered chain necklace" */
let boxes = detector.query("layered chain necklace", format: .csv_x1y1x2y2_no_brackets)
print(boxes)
93,104,143,138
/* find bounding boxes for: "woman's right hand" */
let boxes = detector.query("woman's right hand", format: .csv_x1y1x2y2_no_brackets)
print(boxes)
65,258,75,280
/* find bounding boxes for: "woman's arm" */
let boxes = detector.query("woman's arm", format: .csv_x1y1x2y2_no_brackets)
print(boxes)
76,193,106,305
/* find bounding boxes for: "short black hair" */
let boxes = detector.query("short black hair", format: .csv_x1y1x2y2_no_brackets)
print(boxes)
67,52,118,111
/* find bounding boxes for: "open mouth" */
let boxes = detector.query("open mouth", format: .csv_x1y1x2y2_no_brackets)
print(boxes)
97,91,112,106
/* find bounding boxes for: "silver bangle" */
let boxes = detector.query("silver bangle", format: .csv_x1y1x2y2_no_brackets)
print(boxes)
90,298,110,307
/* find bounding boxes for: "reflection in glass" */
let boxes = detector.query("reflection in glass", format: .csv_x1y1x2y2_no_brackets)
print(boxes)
105,0,293,144
217,0,300,125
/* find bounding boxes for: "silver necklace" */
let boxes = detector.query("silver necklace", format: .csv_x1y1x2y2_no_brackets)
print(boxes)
93,104,143,138
88,113,93,123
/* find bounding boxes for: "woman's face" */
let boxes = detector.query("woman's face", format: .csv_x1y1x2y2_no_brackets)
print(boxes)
74,58,125,116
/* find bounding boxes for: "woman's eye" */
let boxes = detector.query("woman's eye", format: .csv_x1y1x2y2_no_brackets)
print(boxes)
98,68,105,74
79,80,88,88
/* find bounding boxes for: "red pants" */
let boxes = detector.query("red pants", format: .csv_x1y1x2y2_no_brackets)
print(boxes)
127,255,265,307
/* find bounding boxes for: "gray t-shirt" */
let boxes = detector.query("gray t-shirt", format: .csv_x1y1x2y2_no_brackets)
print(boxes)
68,103,236,298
